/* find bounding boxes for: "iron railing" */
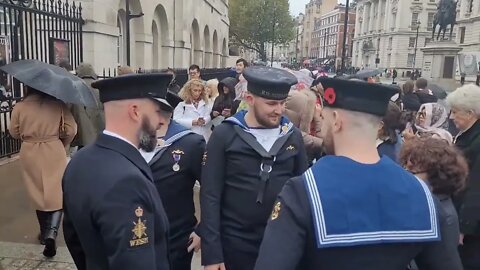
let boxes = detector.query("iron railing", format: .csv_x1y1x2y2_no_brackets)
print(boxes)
0,0,83,158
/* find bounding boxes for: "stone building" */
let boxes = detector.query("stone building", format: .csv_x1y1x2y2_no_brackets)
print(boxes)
456,0,480,77
310,5,356,69
301,0,337,60
352,0,442,74
77,0,230,72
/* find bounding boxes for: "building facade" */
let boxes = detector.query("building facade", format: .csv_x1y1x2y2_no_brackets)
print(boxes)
456,0,480,77
311,5,356,68
301,0,337,60
352,0,441,73
78,0,230,72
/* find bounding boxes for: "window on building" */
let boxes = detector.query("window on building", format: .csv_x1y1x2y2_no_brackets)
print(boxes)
411,13,419,30
425,38,431,46
388,37,393,49
409,37,417,48
459,27,466,44
391,13,397,29
407,54,415,67
468,0,473,13
427,13,435,31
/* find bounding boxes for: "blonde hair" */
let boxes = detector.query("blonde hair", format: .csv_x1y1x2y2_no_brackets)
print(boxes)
179,79,209,104
446,84,480,117
117,66,134,76
206,79,219,99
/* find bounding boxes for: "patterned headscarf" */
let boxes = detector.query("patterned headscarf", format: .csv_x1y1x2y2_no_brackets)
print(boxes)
415,103,449,132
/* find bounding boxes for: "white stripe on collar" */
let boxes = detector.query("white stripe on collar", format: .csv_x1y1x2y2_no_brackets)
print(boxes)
304,168,438,246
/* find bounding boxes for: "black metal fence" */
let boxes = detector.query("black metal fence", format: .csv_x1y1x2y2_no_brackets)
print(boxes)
0,0,83,158
99,67,237,88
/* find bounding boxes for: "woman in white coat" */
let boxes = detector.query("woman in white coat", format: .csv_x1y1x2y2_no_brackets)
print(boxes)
174,79,213,141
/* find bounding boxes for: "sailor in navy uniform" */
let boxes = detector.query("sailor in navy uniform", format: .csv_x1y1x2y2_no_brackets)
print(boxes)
254,78,463,270
141,91,205,270
200,66,309,270
62,74,172,270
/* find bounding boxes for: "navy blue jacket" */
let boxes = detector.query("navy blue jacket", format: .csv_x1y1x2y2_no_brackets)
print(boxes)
63,134,170,270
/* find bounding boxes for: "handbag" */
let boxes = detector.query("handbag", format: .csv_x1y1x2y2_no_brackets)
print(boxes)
59,107,68,139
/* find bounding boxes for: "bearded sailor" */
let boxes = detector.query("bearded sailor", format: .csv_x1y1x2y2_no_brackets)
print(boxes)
254,78,463,270
141,91,205,270
200,66,309,270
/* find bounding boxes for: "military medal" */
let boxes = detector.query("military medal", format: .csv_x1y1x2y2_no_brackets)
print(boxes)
281,124,289,134
172,150,184,172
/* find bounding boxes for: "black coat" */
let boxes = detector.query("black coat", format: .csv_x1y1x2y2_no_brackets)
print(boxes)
200,119,309,269
254,178,463,270
62,134,170,270
454,120,480,235
149,124,205,250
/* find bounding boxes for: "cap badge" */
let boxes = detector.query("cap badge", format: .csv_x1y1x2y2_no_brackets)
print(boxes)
324,87,336,105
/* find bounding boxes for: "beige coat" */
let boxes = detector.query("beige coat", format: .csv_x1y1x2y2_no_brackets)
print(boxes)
10,94,77,211
285,89,323,160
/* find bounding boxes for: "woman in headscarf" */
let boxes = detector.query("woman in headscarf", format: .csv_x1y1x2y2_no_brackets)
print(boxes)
403,103,453,144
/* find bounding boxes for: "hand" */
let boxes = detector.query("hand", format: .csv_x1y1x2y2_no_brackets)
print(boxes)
459,233,464,245
187,232,201,253
198,118,206,126
402,127,415,141
221,109,231,117
212,111,220,117
192,119,199,126
205,264,226,270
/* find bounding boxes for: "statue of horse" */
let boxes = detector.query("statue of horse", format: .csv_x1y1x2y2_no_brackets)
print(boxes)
432,0,457,40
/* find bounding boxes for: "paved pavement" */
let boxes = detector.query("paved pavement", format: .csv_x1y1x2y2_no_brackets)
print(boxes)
0,157,202,270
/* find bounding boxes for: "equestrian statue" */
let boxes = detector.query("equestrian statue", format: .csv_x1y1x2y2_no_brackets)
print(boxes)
432,0,458,40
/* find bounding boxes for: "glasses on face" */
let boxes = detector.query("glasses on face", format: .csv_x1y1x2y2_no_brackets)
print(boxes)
189,71,199,76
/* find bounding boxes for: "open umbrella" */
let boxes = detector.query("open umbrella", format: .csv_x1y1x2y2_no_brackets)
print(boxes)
353,68,383,79
0,59,96,107
427,83,448,100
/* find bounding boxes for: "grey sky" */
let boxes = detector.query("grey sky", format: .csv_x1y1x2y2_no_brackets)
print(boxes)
290,0,347,16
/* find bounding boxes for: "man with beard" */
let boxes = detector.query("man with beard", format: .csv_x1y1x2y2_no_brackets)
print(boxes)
201,66,309,270
62,74,173,270
254,78,462,270
140,91,205,270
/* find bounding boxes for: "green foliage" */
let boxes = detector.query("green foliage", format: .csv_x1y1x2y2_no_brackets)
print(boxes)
229,0,295,60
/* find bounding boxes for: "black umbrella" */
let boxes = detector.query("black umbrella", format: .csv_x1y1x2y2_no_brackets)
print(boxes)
0,59,96,107
353,68,383,79
427,83,448,99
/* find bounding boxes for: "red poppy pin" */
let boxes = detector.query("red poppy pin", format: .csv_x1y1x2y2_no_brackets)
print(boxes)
324,87,336,105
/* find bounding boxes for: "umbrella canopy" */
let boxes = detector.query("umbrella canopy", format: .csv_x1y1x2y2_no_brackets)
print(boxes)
0,59,96,107
427,83,448,99
353,68,383,79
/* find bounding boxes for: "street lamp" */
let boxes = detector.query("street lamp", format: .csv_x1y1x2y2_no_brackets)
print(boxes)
340,0,350,74
412,20,421,77
125,0,144,66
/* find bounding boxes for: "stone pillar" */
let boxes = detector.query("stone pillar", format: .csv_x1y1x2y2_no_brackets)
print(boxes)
421,41,463,91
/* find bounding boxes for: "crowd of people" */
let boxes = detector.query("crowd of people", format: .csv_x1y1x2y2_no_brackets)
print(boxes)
7,57,480,270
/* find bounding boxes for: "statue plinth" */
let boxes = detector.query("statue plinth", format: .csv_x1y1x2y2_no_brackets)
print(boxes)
420,40,462,91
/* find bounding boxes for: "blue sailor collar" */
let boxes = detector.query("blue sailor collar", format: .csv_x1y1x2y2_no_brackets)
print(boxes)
163,121,192,142
225,110,294,136
303,156,440,248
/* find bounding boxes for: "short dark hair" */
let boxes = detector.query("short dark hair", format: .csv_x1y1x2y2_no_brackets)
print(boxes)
402,80,415,95
415,78,428,89
236,58,249,67
399,137,468,196
189,64,200,72
379,102,403,144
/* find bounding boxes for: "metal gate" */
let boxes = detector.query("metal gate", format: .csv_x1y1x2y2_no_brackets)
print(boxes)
0,0,83,158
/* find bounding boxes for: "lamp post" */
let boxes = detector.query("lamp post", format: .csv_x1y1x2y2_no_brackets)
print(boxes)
125,0,144,66
340,0,350,74
412,20,421,77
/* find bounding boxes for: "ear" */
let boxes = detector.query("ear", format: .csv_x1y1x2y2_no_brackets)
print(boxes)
245,93,255,106
127,102,141,122
331,110,342,133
